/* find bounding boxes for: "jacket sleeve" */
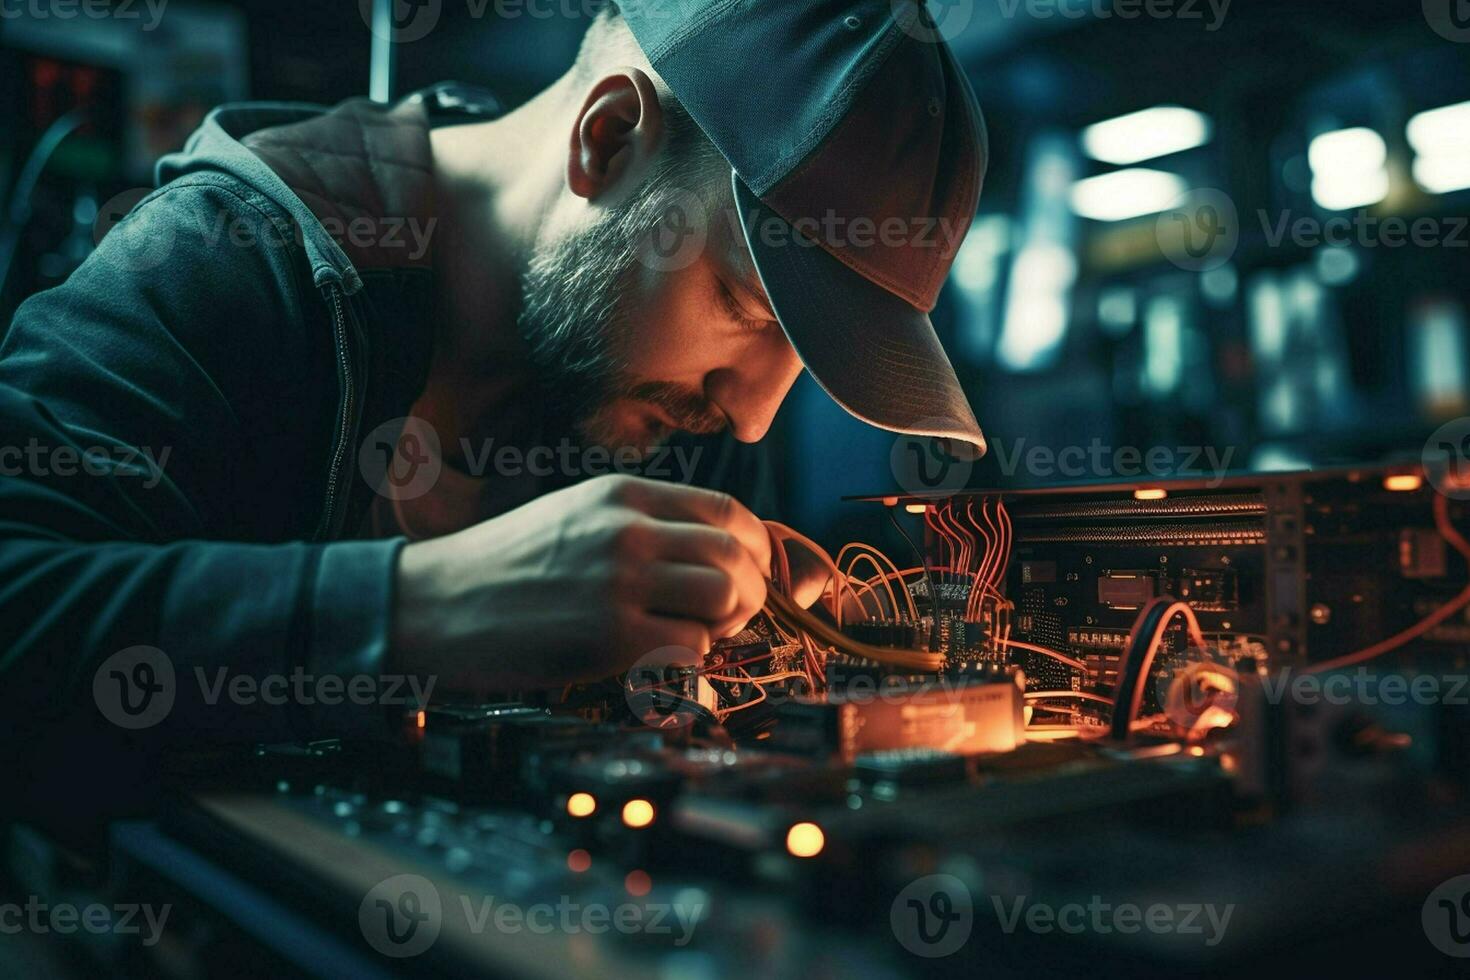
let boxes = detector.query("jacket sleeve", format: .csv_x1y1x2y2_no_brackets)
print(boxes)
0,177,408,766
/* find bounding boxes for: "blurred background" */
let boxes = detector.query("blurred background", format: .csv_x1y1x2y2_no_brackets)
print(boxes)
2,0,1468,555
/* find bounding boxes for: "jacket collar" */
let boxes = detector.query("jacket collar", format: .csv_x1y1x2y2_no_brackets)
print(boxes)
157,95,442,297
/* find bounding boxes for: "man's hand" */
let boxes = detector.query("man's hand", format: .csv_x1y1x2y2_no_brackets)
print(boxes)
390,475,771,693
784,537,835,610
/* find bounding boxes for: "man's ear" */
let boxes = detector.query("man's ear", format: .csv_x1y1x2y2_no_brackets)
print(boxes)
567,67,665,204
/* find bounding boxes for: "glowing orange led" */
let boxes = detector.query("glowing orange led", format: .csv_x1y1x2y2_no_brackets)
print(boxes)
567,849,591,873
904,503,929,514
1134,488,1168,501
415,710,426,730
785,822,825,858
566,792,597,818
621,799,655,828
1383,474,1423,492
882,496,899,507
625,869,652,896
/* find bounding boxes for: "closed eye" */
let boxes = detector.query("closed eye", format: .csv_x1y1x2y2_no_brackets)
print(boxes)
717,278,777,333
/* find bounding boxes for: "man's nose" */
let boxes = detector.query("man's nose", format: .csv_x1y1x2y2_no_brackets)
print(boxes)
706,337,804,443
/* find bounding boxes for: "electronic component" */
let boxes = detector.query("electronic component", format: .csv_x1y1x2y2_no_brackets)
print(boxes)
765,672,1025,761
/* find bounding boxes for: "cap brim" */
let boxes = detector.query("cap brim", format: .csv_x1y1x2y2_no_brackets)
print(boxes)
732,172,986,459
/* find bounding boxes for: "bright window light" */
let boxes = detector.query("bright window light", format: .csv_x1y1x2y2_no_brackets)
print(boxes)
1311,170,1390,211
1080,106,1214,165
1307,128,1387,174
1307,128,1389,210
1413,155,1470,195
1070,169,1189,222
1407,100,1470,154
996,244,1077,372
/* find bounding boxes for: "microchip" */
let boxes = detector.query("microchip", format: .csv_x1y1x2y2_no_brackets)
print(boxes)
1022,560,1057,584
1097,572,1156,609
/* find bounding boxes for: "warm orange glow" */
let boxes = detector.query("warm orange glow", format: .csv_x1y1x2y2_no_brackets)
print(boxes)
624,869,652,896
415,710,426,730
904,503,929,514
1383,473,1424,492
1134,488,1168,501
621,799,656,828
567,849,591,873
566,792,597,818
785,822,825,858
882,496,899,507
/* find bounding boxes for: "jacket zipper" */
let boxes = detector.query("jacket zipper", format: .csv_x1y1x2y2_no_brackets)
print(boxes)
316,283,357,540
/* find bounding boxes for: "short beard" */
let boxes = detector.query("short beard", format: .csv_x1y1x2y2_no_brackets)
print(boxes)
517,164,728,454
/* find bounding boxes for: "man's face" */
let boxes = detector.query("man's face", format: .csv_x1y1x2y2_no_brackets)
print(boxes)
518,171,804,457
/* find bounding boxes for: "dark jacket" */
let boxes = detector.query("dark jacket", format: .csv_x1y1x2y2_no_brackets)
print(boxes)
0,93,455,777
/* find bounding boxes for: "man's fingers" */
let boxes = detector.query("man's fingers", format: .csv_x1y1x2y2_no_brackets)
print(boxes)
643,560,766,634
615,479,771,576
627,611,711,662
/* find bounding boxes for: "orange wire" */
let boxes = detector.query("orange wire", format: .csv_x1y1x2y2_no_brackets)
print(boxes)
1307,494,1470,673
